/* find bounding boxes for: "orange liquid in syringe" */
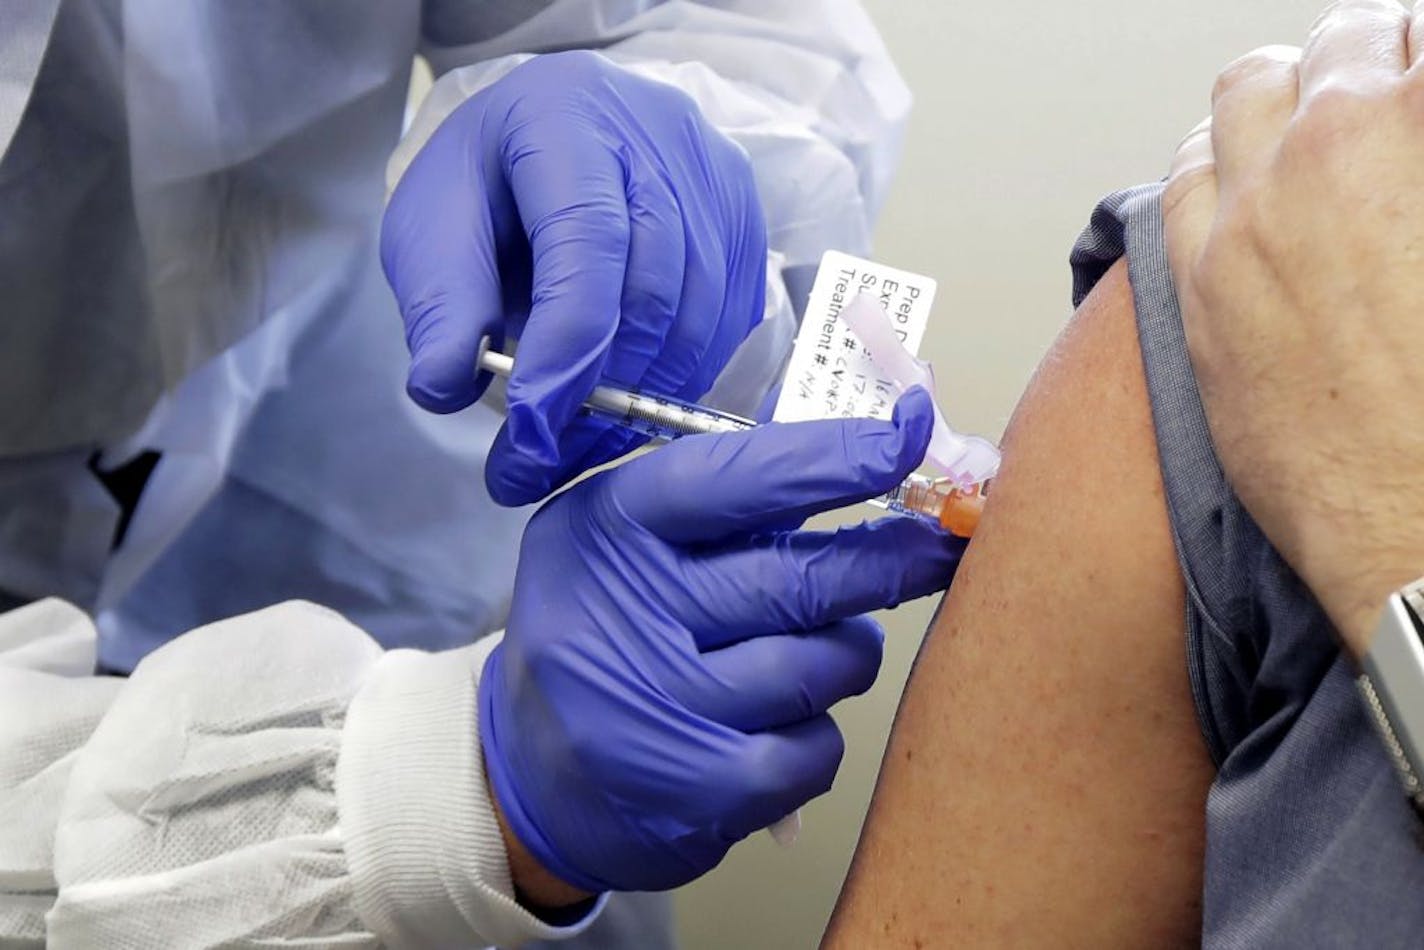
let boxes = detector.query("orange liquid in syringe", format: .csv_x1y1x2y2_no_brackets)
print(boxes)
940,481,989,538
901,478,990,539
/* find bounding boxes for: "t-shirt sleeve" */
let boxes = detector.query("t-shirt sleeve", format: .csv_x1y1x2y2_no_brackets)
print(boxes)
1070,183,1424,949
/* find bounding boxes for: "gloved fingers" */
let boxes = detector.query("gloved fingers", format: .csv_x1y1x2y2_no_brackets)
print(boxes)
553,134,767,485
693,214,768,399
676,617,884,733
500,418,649,504
666,224,766,407
637,198,725,401
605,152,685,388
720,715,846,843
682,517,963,649
670,131,768,403
381,109,505,414
534,156,689,484
630,112,757,402
609,387,937,544
486,116,631,506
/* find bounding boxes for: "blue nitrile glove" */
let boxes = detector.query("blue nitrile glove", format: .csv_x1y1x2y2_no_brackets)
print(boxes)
480,388,967,894
381,51,767,506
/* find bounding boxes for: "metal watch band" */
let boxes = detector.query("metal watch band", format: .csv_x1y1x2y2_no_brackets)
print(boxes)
1358,578,1424,814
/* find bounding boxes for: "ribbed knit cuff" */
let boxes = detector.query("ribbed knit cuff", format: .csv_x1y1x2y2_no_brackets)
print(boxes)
337,635,604,948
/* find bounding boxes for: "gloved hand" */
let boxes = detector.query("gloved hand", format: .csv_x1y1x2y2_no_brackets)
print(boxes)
381,51,767,506
480,388,966,895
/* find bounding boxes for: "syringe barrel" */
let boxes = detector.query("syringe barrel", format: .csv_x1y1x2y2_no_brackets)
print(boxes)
873,474,988,539
584,385,756,439
477,341,755,439
478,341,986,535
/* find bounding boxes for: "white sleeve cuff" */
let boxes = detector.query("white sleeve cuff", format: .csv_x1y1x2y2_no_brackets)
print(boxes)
337,633,605,948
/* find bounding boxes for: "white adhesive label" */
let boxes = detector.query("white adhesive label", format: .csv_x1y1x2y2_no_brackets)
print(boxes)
773,251,938,424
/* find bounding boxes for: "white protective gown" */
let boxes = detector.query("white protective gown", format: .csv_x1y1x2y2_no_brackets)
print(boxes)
0,598,604,948
0,0,908,944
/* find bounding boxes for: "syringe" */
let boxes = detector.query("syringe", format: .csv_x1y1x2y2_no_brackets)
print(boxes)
478,346,759,439
477,344,988,538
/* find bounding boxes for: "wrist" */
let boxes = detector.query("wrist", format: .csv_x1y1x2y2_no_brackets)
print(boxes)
1293,527,1424,659
340,641,604,948
1323,565,1424,661
487,771,593,910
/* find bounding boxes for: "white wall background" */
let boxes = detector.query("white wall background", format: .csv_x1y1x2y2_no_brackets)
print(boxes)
675,2,1328,947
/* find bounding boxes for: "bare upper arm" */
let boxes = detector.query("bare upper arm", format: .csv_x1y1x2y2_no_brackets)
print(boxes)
823,260,1213,948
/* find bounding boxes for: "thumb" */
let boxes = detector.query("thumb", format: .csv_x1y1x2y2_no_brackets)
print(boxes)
381,107,504,414
611,387,937,544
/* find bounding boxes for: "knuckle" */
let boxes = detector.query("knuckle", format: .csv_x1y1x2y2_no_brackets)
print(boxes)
732,742,787,804
1312,0,1349,31
1174,116,1213,154
529,197,628,247
1213,45,1300,104
781,545,830,629
526,49,609,83
1293,79,1389,149
706,122,753,174
793,682,818,721
621,276,681,324
681,754,734,814
500,53,624,126
728,724,844,808
396,288,453,346
647,72,701,116
845,426,900,493
643,439,713,503
1304,79,1374,115
758,637,798,684
621,218,684,315
820,626,883,703
1308,0,1349,34
845,620,886,685
1312,0,1405,32
810,730,846,798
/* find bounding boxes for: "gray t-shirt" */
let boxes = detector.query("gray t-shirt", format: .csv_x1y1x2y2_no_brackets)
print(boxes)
1071,184,1424,948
